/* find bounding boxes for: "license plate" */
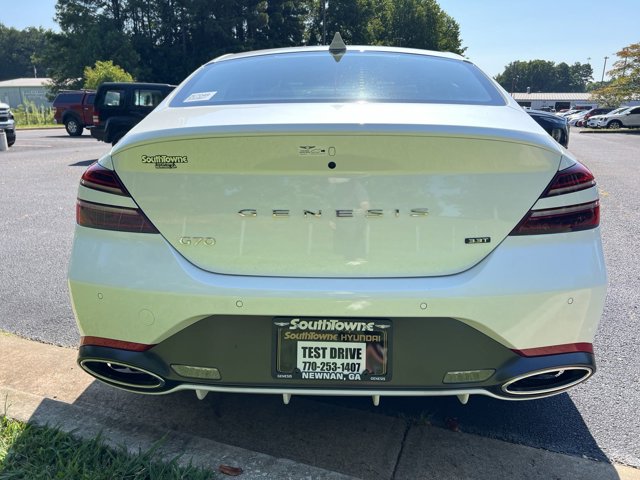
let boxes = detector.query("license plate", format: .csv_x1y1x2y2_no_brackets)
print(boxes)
273,317,392,382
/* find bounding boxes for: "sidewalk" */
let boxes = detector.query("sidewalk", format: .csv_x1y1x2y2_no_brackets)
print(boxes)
1,333,638,480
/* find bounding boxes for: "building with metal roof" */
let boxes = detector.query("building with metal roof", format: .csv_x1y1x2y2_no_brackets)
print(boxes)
0,78,52,109
511,92,640,111
511,92,596,111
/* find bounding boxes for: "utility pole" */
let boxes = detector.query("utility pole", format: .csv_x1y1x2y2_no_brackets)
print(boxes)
601,56,609,84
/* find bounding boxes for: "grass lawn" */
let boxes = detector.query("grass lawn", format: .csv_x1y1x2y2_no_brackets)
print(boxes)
0,415,214,479
15,124,63,130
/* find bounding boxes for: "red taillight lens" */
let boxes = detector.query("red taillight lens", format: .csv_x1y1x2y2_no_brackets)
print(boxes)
76,200,159,233
543,162,595,197
81,162,129,196
511,201,599,236
511,161,599,235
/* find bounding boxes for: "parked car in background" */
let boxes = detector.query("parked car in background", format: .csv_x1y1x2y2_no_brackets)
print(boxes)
567,110,589,126
557,109,581,117
91,82,175,145
527,109,569,147
70,43,605,404
587,107,630,128
0,101,16,147
559,106,594,118
52,90,95,136
601,106,640,129
581,107,614,126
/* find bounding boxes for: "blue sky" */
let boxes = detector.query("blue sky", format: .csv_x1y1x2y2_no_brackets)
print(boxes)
2,0,638,79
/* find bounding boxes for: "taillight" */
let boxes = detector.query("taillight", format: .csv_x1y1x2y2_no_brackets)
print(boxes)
511,161,599,235
511,201,599,236
76,162,158,233
76,200,158,233
542,162,595,197
80,162,129,196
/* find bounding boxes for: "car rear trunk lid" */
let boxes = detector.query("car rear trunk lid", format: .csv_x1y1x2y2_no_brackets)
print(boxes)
111,118,560,278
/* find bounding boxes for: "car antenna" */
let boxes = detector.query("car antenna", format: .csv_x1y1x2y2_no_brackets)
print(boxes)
329,32,347,62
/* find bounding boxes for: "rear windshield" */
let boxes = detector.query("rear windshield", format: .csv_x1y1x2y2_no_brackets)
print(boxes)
170,51,505,107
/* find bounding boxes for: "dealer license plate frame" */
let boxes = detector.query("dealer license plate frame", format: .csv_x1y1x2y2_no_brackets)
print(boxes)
272,317,392,383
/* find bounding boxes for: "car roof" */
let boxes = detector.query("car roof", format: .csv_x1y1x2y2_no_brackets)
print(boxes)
208,45,468,65
527,109,563,119
97,82,176,88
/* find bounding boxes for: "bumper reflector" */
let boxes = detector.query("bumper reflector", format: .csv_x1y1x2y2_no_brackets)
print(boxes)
443,369,495,384
172,364,221,380
513,342,594,357
80,336,155,352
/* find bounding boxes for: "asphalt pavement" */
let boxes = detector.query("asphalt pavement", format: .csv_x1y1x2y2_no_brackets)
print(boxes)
1,128,639,477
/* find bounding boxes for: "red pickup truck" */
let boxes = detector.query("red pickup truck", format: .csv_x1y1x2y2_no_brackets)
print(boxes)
52,90,95,136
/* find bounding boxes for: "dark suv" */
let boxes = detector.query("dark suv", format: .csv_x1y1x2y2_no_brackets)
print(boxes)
526,109,569,147
52,90,95,136
91,82,175,145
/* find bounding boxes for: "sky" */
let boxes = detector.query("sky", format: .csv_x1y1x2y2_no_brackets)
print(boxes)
2,0,638,80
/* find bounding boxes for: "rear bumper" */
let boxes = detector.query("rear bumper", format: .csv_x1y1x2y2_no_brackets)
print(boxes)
78,340,595,400
69,226,607,398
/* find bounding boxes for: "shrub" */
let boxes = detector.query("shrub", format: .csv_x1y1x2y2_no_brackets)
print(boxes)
12,100,55,126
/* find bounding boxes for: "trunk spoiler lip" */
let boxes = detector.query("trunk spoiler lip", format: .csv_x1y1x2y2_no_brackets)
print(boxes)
113,123,562,156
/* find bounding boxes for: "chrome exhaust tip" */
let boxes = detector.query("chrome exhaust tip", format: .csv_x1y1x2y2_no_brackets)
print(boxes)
80,359,165,390
502,367,593,397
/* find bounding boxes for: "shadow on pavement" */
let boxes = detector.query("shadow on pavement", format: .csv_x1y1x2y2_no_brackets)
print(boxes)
69,159,97,167
320,392,611,461
45,133,96,139
53,380,622,479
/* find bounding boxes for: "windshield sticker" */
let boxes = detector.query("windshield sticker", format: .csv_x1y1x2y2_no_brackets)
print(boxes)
141,154,188,169
299,145,328,156
184,91,217,103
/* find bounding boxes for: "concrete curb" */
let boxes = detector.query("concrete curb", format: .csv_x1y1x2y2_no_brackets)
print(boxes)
0,333,352,479
1,333,639,479
1,387,353,480
15,126,64,131
578,128,640,135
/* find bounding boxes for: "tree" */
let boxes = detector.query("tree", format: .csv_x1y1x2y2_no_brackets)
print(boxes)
306,0,464,53
592,42,640,106
45,0,140,93
83,60,134,89
0,24,51,80
306,0,381,46
568,62,593,91
43,0,463,91
495,60,593,93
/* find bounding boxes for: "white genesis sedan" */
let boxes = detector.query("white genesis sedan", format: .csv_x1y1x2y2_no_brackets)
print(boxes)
69,39,606,405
